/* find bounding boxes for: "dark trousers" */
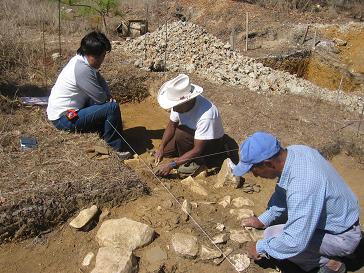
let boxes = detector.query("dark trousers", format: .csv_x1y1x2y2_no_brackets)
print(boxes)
162,125,225,167
52,102,127,152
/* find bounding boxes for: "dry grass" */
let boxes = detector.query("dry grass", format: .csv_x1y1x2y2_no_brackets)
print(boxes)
0,97,149,242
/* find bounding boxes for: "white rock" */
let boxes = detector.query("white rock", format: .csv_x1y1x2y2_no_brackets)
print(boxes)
96,218,155,251
229,253,250,272
181,176,208,196
171,233,199,258
182,199,192,215
200,245,222,260
51,52,61,60
215,158,240,188
218,195,231,208
82,252,95,267
216,223,225,231
230,229,252,244
231,197,254,208
229,208,254,220
212,233,229,244
91,247,137,273
69,205,98,229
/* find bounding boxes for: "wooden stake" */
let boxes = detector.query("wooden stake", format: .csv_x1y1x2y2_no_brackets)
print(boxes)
164,21,168,71
358,104,364,136
313,28,317,49
301,25,309,45
245,12,249,52
42,21,48,91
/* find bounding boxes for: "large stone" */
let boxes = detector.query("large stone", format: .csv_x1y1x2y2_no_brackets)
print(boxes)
231,197,254,208
229,253,250,272
218,195,231,208
181,176,208,196
69,205,98,229
96,218,155,250
230,229,252,244
212,233,229,244
229,208,254,220
214,158,240,188
171,233,199,258
82,251,95,267
144,245,167,267
91,247,137,273
200,245,222,260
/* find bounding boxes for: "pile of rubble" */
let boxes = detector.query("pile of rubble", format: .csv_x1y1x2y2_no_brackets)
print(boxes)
116,21,362,112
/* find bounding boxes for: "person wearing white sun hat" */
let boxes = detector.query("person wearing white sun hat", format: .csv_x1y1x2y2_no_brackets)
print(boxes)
155,74,225,177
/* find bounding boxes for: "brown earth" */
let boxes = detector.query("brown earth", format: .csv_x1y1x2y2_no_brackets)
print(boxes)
1,1,364,273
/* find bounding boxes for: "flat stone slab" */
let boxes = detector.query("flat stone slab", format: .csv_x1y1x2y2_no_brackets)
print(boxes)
229,253,250,272
69,205,98,229
171,233,199,258
91,246,137,273
231,197,254,208
212,233,229,244
218,196,231,208
230,229,252,244
181,176,208,196
96,218,155,251
82,251,95,267
229,208,254,220
200,245,222,260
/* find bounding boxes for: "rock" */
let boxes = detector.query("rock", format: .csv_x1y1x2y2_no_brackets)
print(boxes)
212,233,229,244
96,218,155,251
124,158,140,168
231,197,254,208
82,252,95,267
200,245,222,260
195,170,207,179
161,199,173,208
94,145,110,155
213,247,233,265
333,38,347,46
230,229,252,244
69,205,98,229
91,247,137,273
216,223,225,231
51,52,61,61
215,158,240,188
144,245,167,265
229,253,250,272
229,208,254,220
171,233,199,258
99,208,110,222
218,196,231,208
182,199,192,215
181,176,208,196
248,228,264,241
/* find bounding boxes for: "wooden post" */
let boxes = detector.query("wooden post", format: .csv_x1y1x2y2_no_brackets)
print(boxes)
301,25,309,45
42,21,48,91
336,74,344,104
357,104,364,136
164,21,168,71
313,28,317,49
245,12,249,52
230,27,236,51
58,0,61,58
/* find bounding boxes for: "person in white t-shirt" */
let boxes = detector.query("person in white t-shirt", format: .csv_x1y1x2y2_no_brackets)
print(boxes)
155,74,225,177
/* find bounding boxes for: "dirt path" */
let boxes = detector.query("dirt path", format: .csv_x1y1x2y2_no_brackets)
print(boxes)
0,97,363,273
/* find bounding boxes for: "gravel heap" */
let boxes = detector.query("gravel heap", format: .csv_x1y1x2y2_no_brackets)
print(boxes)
117,21,363,112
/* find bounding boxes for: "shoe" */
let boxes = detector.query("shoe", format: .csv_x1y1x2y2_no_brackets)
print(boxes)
116,151,132,160
178,162,204,176
318,262,346,273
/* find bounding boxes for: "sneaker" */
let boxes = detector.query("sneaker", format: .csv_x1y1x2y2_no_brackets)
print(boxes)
318,262,346,273
116,151,132,160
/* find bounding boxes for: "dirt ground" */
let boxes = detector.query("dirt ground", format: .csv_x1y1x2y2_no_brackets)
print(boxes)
0,84,363,273
1,1,364,272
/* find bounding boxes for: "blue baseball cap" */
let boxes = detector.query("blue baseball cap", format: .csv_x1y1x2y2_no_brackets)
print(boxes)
233,131,281,177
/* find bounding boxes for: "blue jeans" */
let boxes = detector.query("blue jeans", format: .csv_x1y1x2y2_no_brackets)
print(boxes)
52,102,127,152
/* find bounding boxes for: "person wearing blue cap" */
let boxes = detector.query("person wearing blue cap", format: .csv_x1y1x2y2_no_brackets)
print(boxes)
233,131,361,273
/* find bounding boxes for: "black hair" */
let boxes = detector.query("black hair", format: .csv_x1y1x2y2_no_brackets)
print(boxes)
77,31,111,57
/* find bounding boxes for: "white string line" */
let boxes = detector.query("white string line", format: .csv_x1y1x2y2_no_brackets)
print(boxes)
106,120,242,273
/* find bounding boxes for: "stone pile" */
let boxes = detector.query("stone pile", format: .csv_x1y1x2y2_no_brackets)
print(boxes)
117,21,363,112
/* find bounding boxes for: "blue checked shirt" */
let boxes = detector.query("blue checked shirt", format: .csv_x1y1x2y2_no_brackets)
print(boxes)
256,145,360,259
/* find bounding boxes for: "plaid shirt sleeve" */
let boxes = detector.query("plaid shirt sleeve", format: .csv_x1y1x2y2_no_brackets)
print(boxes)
258,185,287,227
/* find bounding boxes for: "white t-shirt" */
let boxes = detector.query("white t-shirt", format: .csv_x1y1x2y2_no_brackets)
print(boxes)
170,95,224,140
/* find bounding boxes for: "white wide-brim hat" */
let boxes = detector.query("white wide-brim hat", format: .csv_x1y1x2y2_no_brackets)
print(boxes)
157,74,203,109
